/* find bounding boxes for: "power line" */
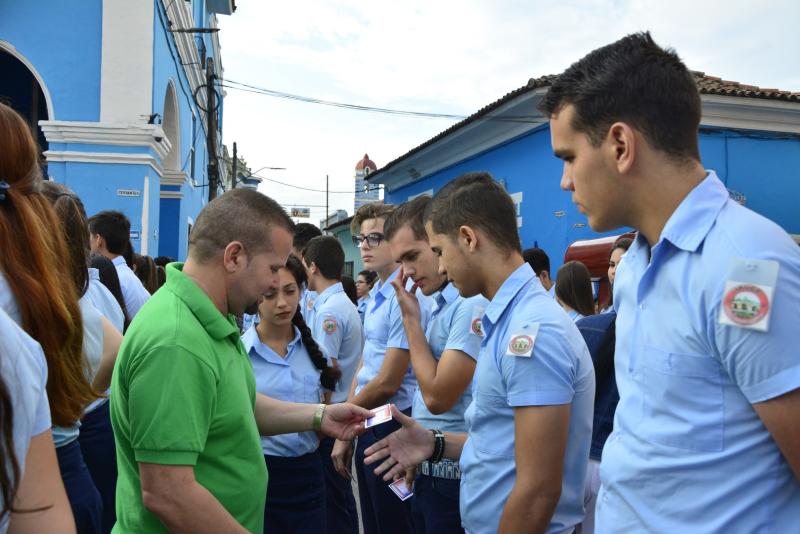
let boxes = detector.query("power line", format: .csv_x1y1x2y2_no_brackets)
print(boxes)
251,173,382,194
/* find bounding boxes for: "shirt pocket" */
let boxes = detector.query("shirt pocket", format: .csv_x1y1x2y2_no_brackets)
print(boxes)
304,375,322,403
638,346,724,452
470,391,515,458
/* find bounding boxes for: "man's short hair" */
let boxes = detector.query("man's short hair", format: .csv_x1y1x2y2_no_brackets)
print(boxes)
538,31,701,162
425,172,521,254
523,247,551,276
88,210,131,255
188,189,294,262
302,235,344,280
350,202,395,235
384,195,430,242
293,222,322,252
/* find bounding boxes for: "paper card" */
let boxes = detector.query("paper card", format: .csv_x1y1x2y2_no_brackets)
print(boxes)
365,404,393,429
389,478,414,501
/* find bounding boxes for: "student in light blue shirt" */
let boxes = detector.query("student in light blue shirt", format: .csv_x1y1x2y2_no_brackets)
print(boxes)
385,196,487,534
242,255,342,534
356,270,377,324
332,203,431,534
365,174,594,534
541,32,800,532
292,222,323,323
303,236,364,534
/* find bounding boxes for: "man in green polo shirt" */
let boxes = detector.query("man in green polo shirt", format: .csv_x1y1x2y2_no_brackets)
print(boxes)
110,189,371,533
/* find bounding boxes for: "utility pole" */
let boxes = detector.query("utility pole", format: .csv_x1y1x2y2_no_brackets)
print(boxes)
325,174,329,232
206,57,219,201
231,142,238,189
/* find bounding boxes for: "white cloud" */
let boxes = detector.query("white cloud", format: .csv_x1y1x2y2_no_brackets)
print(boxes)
218,0,800,225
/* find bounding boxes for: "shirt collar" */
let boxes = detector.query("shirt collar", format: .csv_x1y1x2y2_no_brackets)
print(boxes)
315,282,344,308
111,256,127,268
242,325,302,365
371,267,400,310
658,170,729,253
88,268,100,281
432,282,459,314
165,263,239,342
484,262,535,326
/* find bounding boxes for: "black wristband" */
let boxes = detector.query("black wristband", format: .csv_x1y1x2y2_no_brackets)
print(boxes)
427,429,445,463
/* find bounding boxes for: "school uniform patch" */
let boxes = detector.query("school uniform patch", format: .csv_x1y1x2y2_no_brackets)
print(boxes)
505,323,539,357
722,284,770,326
307,298,315,311
322,318,338,334
471,318,484,337
718,258,778,333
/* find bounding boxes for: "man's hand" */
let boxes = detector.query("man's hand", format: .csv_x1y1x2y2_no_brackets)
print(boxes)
320,403,371,441
390,266,422,325
363,406,434,481
404,466,418,490
332,439,355,479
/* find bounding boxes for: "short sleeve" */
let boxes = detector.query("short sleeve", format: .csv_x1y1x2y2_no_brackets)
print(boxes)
31,345,51,435
445,300,483,361
128,346,218,465
712,250,800,404
314,310,344,363
500,322,576,407
386,296,410,350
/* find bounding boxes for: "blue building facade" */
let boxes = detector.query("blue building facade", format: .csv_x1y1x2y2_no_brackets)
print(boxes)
367,74,800,271
0,0,236,260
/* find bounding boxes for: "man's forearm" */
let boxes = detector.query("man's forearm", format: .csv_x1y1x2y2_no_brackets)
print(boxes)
442,431,467,461
497,483,560,534
144,479,247,534
254,394,317,436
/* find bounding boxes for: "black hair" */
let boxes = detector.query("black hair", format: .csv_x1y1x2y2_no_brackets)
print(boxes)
555,260,595,317
358,270,378,286
523,247,551,277
40,181,90,297
293,222,322,252
282,256,342,391
601,237,634,310
340,275,358,305
87,210,132,256
302,236,344,280
384,195,431,242
426,172,521,254
156,265,166,290
90,254,131,332
133,254,159,294
153,256,176,268
0,374,19,521
539,32,701,162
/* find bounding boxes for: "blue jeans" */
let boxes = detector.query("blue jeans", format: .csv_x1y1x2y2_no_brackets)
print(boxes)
355,408,415,534
318,436,359,534
263,452,326,534
411,474,464,534
78,401,117,534
56,439,102,534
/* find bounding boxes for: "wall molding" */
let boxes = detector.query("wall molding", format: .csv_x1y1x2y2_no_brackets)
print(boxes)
161,169,188,187
160,190,183,199
40,120,171,161
43,149,163,177
700,95,800,134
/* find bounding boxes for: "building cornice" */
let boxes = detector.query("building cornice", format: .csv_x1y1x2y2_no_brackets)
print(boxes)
40,120,171,160
161,169,189,187
43,150,164,177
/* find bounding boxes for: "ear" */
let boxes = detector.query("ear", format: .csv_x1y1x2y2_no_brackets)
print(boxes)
222,241,247,273
607,122,636,174
458,225,479,253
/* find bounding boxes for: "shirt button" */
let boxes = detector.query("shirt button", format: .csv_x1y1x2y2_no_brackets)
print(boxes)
639,303,646,310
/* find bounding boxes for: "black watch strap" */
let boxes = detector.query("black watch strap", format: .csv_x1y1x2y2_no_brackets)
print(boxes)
427,429,445,463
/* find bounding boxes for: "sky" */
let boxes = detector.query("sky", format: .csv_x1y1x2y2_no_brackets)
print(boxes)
217,0,800,227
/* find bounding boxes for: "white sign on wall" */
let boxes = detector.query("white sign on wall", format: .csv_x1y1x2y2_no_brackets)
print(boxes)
117,189,141,197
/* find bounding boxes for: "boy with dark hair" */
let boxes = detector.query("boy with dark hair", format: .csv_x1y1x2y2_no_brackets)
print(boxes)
523,247,554,295
303,235,364,533
88,210,151,318
365,172,594,533
292,222,323,320
385,195,487,533
333,202,431,534
541,31,800,531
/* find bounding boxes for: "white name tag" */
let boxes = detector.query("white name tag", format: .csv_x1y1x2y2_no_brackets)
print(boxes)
718,258,779,333
505,323,540,357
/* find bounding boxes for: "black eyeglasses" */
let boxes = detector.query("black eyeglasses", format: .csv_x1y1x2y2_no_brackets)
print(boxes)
352,232,385,248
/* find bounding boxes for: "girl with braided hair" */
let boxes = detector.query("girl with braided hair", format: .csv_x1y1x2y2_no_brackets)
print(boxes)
241,255,341,533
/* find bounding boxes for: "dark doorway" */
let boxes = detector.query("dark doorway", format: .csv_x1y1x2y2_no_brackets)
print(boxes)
0,49,49,153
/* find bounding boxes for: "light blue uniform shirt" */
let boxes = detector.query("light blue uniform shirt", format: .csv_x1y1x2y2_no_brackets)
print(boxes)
0,307,51,534
413,283,486,433
355,268,432,410
565,309,584,322
112,256,150,318
300,287,318,323
460,263,594,534
598,171,800,532
311,283,364,404
86,267,125,332
242,325,323,457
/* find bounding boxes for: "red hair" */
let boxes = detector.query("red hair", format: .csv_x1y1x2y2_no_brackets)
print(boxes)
0,102,98,426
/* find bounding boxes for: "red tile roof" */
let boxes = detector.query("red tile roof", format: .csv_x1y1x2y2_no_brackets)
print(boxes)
368,72,799,181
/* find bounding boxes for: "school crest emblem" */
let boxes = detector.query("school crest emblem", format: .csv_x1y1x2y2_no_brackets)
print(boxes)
508,335,533,356
471,317,484,337
723,284,769,326
322,318,338,334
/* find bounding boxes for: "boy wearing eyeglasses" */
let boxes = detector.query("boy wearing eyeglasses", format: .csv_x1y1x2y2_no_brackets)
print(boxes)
332,202,432,534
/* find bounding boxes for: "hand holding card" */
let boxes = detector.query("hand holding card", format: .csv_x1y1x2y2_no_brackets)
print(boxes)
365,404,393,429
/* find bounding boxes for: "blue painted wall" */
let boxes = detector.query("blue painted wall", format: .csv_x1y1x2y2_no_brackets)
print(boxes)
384,125,800,271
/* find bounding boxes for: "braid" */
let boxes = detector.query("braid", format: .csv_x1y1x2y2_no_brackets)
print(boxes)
292,306,341,391
0,375,19,521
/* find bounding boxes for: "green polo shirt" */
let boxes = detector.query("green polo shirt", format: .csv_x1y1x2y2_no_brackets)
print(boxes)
110,263,267,533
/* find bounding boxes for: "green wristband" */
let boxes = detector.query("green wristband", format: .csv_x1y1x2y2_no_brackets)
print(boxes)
312,404,326,431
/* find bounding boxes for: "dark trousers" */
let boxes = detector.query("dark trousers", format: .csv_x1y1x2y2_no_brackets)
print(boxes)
355,408,415,534
78,401,117,534
318,436,359,534
410,474,464,534
263,452,326,534
56,439,102,534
